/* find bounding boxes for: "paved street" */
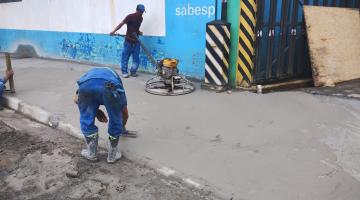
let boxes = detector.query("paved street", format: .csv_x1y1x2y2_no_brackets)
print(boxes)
1,1,359,199
1,57,360,199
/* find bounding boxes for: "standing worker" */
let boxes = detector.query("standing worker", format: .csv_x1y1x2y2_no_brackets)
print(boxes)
0,69,14,110
110,4,146,78
74,67,128,163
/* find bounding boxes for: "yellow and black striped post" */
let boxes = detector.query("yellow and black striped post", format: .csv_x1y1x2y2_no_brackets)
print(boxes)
237,0,257,87
204,20,231,89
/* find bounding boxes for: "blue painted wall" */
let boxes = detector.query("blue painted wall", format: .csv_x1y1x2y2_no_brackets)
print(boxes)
0,0,222,79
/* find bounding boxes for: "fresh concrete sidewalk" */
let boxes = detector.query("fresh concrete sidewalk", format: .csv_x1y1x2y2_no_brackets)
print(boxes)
2,57,360,200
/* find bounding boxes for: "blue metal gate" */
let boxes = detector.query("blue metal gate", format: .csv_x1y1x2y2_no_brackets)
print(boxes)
254,0,360,84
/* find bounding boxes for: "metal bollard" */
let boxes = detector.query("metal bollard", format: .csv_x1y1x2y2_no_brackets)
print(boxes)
204,20,231,90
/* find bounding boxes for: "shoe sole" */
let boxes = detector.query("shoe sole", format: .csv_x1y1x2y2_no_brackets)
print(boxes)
107,154,122,164
81,150,98,161
81,156,98,161
107,158,121,164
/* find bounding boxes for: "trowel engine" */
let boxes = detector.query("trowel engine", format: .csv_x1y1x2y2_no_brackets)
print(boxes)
158,59,180,85
130,33,195,96
145,58,195,95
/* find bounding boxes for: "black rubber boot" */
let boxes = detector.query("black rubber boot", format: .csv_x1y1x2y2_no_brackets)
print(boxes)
81,133,98,161
107,136,122,163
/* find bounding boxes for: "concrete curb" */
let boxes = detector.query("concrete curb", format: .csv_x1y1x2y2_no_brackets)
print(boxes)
2,95,230,200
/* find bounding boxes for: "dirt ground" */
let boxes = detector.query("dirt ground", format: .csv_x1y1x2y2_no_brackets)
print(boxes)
0,110,217,200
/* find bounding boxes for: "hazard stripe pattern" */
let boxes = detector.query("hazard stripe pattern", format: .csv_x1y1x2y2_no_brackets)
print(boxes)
205,23,231,86
237,0,256,86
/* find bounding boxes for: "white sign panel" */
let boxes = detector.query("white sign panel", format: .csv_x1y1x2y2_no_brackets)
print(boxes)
0,0,165,36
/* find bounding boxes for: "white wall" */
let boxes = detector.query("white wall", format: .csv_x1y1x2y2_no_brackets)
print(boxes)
0,0,165,36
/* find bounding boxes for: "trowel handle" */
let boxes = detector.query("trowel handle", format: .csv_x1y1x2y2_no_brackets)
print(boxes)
111,33,125,37
132,33,159,68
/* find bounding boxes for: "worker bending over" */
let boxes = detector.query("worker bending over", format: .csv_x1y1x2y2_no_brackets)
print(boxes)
74,67,128,163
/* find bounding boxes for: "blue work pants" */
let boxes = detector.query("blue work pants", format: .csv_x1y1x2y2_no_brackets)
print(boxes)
0,80,5,97
77,79,127,138
121,40,140,75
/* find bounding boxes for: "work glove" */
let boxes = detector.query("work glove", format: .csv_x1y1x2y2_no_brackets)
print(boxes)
96,109,108,123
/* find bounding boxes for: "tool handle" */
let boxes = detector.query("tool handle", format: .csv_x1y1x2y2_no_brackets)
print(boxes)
5,53,15,93
111,33,159,69
131,33,159,69
111,33,125,37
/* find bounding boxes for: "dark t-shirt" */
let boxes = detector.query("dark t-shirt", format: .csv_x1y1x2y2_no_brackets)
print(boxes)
123,12,143,43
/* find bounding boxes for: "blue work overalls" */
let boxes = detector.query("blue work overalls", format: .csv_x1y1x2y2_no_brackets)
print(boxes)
121,40,140,75
0,79,5,97
77,67,127,138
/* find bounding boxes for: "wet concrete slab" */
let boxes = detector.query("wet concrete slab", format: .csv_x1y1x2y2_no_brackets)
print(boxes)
304,79,360,100
1,58,360,200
